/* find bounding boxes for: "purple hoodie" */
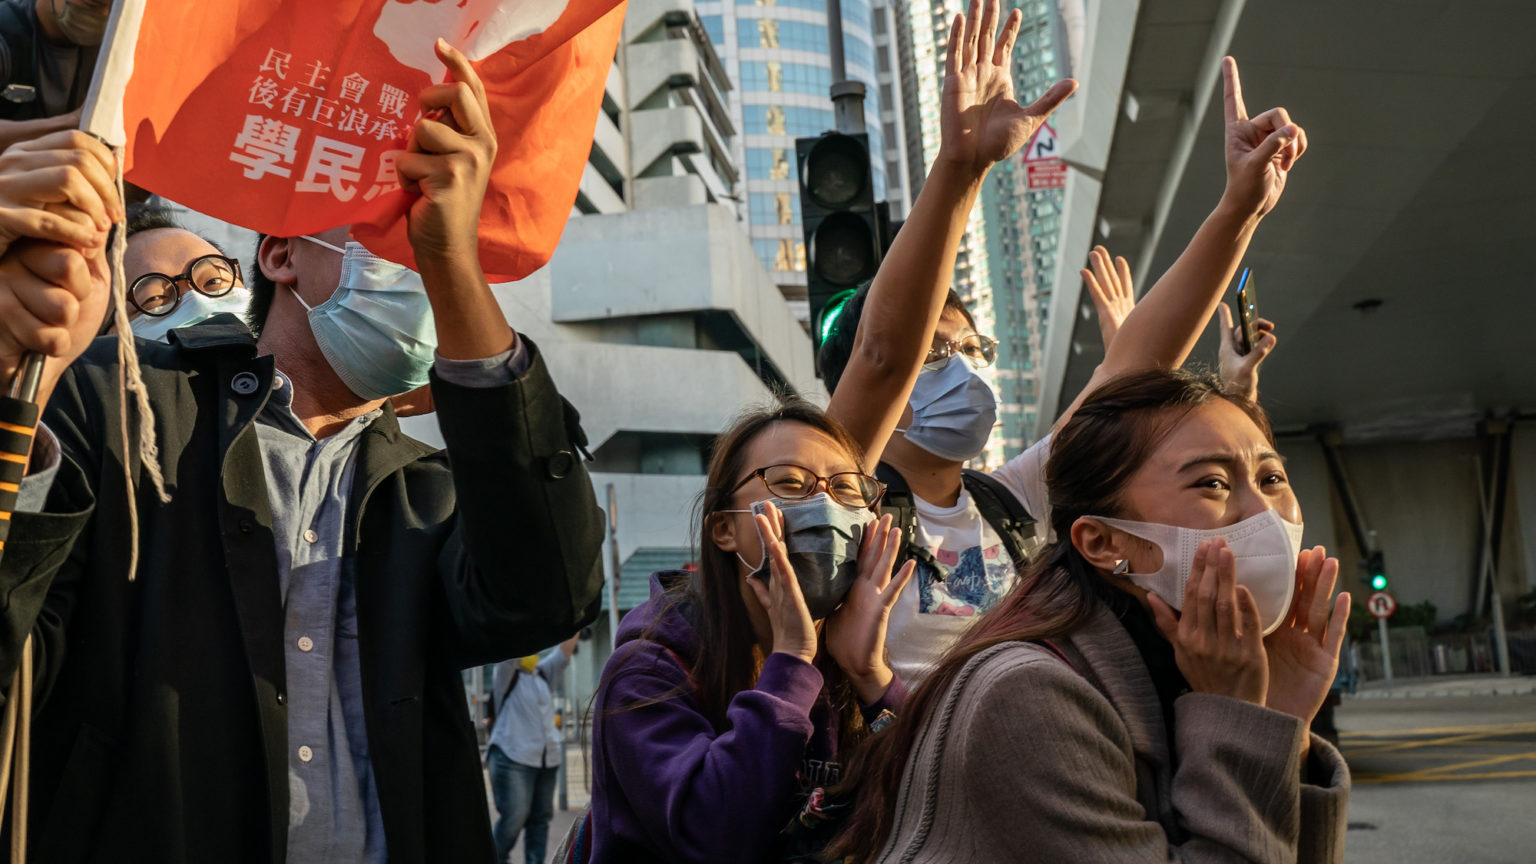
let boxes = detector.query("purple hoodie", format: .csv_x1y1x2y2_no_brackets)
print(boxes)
589,572,906,864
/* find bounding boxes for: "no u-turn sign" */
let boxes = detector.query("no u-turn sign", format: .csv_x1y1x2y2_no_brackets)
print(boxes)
1367,590,1397,619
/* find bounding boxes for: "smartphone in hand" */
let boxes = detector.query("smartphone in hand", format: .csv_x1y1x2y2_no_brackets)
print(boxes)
1234,268,1258,356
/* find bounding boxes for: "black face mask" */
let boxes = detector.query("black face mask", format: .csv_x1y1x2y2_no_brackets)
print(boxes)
729,494,869,619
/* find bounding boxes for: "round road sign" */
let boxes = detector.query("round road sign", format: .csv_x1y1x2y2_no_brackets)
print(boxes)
1367,590,1397,619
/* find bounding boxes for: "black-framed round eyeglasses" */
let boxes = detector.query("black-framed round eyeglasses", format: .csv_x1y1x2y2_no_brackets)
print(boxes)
924,333,998,370
729,463,886,509
129,254,244,317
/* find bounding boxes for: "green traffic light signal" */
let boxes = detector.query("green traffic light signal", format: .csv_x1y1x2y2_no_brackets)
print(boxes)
1370,574,1388,591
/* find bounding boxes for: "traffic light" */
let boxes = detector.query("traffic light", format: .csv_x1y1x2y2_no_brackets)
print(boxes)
797,132,882,361
1367,550,1387,590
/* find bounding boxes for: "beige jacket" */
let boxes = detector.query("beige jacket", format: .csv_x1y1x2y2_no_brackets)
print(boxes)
873,604,1349,863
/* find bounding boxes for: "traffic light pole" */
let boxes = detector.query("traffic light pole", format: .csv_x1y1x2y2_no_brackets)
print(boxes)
1377,616,1393,688
825,0,867,134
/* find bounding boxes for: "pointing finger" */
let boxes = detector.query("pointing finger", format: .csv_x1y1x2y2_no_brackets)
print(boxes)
1222,56,1247,124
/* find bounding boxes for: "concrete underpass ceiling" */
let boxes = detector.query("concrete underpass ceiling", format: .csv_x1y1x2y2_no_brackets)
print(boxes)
1058,0,1536,440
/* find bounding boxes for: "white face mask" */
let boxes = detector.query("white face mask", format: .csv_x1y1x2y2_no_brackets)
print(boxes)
130,287,253,342
1091,509,1305,635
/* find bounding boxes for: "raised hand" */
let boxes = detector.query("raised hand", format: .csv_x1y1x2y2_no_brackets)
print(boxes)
1220,57,1307,218
1263,547,1351,751
396,39,497,267
1081,245,1136,351
742,502,820,667
1150,538,1269,706
825,513,916,705
1217,301,1276,401
938,0,1077,175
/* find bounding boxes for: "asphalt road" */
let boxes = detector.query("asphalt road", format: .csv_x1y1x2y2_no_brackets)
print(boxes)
1339,694,1536,863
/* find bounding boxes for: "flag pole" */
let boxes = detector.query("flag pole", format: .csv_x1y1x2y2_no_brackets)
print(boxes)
0,1,149,851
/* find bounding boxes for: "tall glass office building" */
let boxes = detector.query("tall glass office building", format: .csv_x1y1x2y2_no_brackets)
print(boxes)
698,1,900,315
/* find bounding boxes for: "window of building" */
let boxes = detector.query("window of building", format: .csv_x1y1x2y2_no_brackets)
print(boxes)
738,18,828,53
753,237,806,273
746,147,796,181
749,192,802,226
743,104,834,136
740,61,831,96
700,14,724,45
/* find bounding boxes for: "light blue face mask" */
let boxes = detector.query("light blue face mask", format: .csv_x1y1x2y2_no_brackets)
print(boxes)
898,355,999,462
293,236,438,401
130,287,252,342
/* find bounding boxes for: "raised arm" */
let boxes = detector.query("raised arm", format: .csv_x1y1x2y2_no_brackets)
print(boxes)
1056,57,1305,431
827,0,1074,465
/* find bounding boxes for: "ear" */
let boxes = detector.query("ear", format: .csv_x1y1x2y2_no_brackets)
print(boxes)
709,510,740,554
1070,516,1135,573
258,235,297,286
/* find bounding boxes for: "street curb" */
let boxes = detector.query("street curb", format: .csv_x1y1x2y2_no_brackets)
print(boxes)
1347,679,1536,700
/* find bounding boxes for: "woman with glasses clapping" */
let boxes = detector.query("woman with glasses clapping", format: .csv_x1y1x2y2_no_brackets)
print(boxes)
584,397,915,864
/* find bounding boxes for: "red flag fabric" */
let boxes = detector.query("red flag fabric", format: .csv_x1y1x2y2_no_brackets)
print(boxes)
122,0,626,282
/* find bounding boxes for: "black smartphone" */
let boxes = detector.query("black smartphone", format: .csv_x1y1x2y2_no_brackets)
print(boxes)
1233,268,1258,356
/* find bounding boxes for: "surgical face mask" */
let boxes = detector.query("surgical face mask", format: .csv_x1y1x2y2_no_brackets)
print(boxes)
1093,509,1305,635
898,356,998,462
292,236,437,401
725,493,871,619
130,287,252,343
54,0,111,46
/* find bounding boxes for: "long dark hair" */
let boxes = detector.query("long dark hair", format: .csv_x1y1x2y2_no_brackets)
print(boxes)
824,368,1274,861
606,395,873,740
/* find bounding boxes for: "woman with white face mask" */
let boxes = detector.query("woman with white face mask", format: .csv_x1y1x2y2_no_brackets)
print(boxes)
826,368,1351,864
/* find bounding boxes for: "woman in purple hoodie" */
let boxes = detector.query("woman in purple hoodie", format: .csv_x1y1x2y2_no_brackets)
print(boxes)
589,398,914,863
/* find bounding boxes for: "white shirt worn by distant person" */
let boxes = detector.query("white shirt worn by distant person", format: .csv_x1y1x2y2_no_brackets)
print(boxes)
884,435,1052,685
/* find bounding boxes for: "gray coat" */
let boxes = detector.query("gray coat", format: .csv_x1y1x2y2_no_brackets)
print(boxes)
875,603,1349,863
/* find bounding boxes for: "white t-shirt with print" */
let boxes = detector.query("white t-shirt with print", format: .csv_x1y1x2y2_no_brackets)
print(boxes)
885,434,1052,685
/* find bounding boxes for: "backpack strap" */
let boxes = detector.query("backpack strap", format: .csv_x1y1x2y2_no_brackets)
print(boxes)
961,468,1041,571
875,462,941,578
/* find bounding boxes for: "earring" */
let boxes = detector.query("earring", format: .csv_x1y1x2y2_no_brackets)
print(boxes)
1112,559,1130,576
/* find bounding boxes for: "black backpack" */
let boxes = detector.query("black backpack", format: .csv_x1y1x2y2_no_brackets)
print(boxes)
874,462,1042,577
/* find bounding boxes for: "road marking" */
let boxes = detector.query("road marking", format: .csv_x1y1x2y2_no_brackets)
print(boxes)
1340,721,1536,739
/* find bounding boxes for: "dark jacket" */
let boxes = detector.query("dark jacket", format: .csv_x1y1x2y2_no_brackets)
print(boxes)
590,572,906,864
0,319,605,863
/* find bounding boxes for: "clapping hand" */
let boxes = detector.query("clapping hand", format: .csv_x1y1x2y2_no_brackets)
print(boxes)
938,0,1077,176
1263,547,1351,757
825,513,915,706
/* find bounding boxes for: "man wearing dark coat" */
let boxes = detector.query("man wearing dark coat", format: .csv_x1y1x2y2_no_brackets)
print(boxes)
0,43,604,862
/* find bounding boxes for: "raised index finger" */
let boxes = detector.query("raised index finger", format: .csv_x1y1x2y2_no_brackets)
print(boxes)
1222,56,1247,124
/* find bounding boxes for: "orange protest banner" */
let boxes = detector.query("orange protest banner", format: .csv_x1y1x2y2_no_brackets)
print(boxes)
121,0,626,282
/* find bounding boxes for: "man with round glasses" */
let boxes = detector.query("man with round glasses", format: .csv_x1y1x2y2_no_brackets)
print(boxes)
118,203,252,340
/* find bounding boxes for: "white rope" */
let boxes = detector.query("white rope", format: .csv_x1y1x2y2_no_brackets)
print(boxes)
107,161,170,585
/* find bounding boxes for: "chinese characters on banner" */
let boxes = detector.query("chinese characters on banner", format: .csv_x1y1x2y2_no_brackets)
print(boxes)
122,0,627,282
